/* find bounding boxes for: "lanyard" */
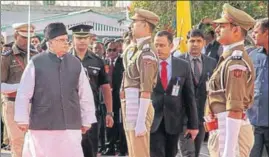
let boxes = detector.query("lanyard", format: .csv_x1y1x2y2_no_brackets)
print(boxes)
14,55,25,70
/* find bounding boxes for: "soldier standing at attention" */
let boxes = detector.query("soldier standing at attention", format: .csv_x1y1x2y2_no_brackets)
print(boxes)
205,3,256,157
1,23,37,157
120,8,159,157
68,24,114,157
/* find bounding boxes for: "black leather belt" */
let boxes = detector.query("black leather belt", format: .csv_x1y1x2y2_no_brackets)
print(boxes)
6,97,16,101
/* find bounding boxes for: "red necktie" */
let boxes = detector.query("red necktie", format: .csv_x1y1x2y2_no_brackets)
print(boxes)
161,61,168,90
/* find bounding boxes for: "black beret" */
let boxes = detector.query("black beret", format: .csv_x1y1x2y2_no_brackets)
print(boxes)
44,22,68,40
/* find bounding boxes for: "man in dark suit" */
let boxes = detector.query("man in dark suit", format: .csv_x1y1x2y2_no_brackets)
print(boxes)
150,30,199,157
177,29,217,157
102,41,127,156
197,17,223,61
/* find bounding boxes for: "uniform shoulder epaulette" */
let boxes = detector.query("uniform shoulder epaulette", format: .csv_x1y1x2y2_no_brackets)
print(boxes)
1,49,12,56
231,50,243,60
141,44,151,52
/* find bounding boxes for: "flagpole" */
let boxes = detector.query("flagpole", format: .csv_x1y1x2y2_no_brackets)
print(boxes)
27,1,31,63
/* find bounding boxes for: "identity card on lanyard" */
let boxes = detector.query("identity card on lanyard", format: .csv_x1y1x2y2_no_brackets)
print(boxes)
172,77,180,96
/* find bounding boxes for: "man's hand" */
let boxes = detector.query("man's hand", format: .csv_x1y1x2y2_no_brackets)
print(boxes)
106,115,114,128
81,126,91,134
18,124,29,132
185,129,199,140
201,17,213,24
120,91,125,99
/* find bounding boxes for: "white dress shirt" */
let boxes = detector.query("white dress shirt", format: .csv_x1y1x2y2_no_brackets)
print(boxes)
14,60,97,126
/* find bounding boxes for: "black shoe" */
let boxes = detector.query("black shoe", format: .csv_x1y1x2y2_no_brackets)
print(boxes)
1,144,7,148
3,145,11,150
98,147,106,154
118,152,127,156
102,147,116,155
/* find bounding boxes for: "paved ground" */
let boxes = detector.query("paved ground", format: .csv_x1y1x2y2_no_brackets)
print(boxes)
0,142,209,157
1,143,210,157
1,143,267,157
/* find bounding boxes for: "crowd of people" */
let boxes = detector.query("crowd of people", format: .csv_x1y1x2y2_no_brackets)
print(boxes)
0,2,268,157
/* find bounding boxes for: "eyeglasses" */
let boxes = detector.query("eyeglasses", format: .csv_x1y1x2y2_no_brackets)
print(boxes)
107,48,117,52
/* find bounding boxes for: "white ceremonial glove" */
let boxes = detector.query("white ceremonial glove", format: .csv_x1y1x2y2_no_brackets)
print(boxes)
222,117,242,157
135,98,150,137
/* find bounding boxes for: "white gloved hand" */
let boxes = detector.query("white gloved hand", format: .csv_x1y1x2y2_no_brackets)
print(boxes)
222,117,242,157
135,98,150,137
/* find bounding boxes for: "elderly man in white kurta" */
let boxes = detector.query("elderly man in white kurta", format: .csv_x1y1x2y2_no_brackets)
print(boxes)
14,22,97,157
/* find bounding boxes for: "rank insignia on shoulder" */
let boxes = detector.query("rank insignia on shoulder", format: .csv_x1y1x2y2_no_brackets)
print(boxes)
142,48,150,52
142,44,150,52
231,50,243,60
2,50,12,56
143,44,150,49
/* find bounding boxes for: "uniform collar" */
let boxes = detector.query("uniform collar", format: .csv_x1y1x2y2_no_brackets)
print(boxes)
136,36,151,49
223,40,244,52
72,48,93,59
12,44,27,55
221,44,245,60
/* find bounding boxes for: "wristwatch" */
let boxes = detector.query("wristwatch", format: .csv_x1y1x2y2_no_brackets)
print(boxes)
106,112,114,117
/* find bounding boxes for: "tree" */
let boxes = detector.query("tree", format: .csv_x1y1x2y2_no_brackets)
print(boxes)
191,1,268,25
130,1,177,34
43,0,56,6
100,0,116,7
129,1,268,33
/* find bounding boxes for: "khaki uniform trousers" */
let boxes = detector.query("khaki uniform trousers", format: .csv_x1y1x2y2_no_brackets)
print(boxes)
2,100,25,157
121,100,154,157
208,124,254,157
1,100,10,145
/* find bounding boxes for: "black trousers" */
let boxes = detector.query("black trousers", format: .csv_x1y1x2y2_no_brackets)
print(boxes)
150,120,181,157
81,120,100,157
106,108,128,154
99,103,106,150
1,119,4,144
178,124,206,157
250,126,269,157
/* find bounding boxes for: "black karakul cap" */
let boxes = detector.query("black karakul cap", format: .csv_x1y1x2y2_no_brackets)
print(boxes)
68,24,93,37
44,22,68,40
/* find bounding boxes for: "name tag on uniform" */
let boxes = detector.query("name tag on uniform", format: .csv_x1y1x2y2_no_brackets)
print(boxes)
171,77,181,96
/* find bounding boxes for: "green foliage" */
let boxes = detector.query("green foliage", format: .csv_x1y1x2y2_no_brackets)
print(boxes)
191,1,268,25
130,1,268,31
43,0,56,6
130,1,177,34
100,1,116,7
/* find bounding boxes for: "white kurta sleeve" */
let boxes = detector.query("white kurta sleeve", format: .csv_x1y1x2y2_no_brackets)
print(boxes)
14,60,35,124
78,65,97,126
1,83,19,94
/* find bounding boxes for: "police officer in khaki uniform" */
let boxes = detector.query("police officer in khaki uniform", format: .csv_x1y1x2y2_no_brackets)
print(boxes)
120,8,159,157
1,23,37,157
204,3,256,157
68,24,114,157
